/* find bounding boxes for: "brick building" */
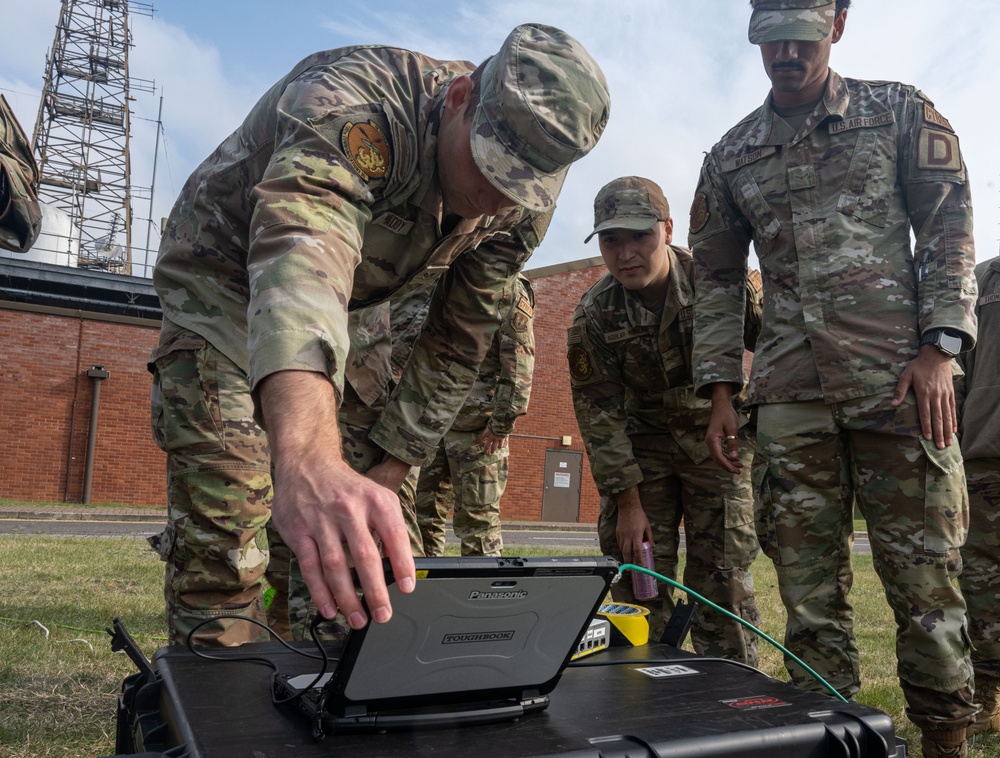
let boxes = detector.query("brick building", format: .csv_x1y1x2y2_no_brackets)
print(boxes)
0,255,609,522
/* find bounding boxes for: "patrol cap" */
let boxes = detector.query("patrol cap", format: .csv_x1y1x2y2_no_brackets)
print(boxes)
584,176,669,244
471,24,611,214
748,0,836,44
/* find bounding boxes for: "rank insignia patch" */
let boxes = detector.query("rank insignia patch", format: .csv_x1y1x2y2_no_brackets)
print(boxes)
567,345,593,382
690,192,710,235
342,119,391,181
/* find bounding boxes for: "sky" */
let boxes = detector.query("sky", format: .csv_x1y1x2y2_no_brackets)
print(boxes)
1,0,998,277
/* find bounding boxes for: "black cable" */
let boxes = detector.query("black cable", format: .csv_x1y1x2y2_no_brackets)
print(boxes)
184,614,340,705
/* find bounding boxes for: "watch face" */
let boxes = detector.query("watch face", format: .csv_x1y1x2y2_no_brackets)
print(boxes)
940,333,963,356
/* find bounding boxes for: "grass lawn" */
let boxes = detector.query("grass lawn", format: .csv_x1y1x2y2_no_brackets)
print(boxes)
0,534,996,757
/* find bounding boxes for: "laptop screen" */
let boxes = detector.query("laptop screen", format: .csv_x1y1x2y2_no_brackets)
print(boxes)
322,555,619,717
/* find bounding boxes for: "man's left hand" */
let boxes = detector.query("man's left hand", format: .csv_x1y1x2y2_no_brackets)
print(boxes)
892,345,957,449
477,427,508,456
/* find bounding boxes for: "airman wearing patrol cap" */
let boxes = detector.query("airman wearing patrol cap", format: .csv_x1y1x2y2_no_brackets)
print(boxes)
148,23,610,648
689,1,977,754
568,176,763,661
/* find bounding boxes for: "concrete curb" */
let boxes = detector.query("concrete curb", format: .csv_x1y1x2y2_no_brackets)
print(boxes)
0,506,165,523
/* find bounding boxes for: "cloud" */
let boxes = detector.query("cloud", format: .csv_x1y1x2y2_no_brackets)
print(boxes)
4,0,998,275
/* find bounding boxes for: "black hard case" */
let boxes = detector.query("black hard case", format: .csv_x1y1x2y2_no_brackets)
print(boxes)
111,643,906,758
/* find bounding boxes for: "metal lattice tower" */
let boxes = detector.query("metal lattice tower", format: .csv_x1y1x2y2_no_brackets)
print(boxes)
31,0,154,274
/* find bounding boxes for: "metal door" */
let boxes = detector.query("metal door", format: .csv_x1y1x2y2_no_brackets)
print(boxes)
541,448,583,523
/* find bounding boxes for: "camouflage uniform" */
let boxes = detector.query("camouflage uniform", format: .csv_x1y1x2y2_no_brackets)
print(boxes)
403,275,535,557
0,94,41,252
412,445,455,557
956,257,1000,733
689,66,977,731
568,243,763,661
148,26,610,646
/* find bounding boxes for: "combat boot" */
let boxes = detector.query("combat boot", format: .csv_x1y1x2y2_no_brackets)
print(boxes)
968,677,1000,736
920,729,966,758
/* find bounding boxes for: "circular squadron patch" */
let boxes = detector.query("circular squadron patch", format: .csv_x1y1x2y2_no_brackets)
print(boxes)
567,345,594,382
341,119,391,181
689,192,710,235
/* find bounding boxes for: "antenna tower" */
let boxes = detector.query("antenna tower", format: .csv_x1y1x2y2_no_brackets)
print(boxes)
31,0,154,274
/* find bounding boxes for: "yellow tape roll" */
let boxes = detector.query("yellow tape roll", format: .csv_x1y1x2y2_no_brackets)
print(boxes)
597,602,650,647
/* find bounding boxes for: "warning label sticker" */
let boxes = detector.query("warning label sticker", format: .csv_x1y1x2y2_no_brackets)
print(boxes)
635,665,703,679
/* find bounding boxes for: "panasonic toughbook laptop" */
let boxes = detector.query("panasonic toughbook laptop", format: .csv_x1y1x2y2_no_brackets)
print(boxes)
277,555,619,736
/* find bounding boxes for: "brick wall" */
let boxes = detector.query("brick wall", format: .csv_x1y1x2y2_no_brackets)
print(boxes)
502,259,608,524
0,258,611,521
0,306,165,506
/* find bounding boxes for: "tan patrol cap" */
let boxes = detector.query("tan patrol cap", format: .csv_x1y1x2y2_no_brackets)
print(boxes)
748,0,836,45
584,176,669,244
471,24,611,214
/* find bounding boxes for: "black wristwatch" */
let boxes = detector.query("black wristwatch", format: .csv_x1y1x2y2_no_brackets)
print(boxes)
919,328,964,357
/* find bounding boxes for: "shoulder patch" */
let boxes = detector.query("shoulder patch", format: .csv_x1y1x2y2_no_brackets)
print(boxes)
917,128,962,171
689,192,710,235
923,102,954,133
567,324,582,345
510,310,530,333
341,119,392,182
748,269,763,292
567,345,594,382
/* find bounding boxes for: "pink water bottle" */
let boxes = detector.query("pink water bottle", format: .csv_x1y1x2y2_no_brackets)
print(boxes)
631,540,658,600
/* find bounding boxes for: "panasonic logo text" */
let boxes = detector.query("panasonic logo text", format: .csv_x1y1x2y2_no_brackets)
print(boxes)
468,590,528,599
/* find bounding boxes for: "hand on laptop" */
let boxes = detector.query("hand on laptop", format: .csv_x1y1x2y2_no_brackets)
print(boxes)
261,371,417,630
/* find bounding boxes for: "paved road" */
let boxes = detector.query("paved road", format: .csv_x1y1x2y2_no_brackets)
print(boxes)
0,516,601,550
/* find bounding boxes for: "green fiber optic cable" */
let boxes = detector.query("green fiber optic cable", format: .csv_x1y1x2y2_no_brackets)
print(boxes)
619,563,849,704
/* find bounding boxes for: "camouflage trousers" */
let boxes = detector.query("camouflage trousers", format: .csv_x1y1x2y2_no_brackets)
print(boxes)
959,459,1000,681
149,324,421,647
405,429,508,557
410,444,455,557
597,440,761,665
148,325,272,647
755,393,975,732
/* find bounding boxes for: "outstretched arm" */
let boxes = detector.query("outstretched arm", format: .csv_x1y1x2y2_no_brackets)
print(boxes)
261,371,415,630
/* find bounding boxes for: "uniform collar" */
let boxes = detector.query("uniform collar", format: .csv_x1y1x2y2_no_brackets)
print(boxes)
750,68,850,147
413,87,448,223
660,245,691,330
412,82,506,238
